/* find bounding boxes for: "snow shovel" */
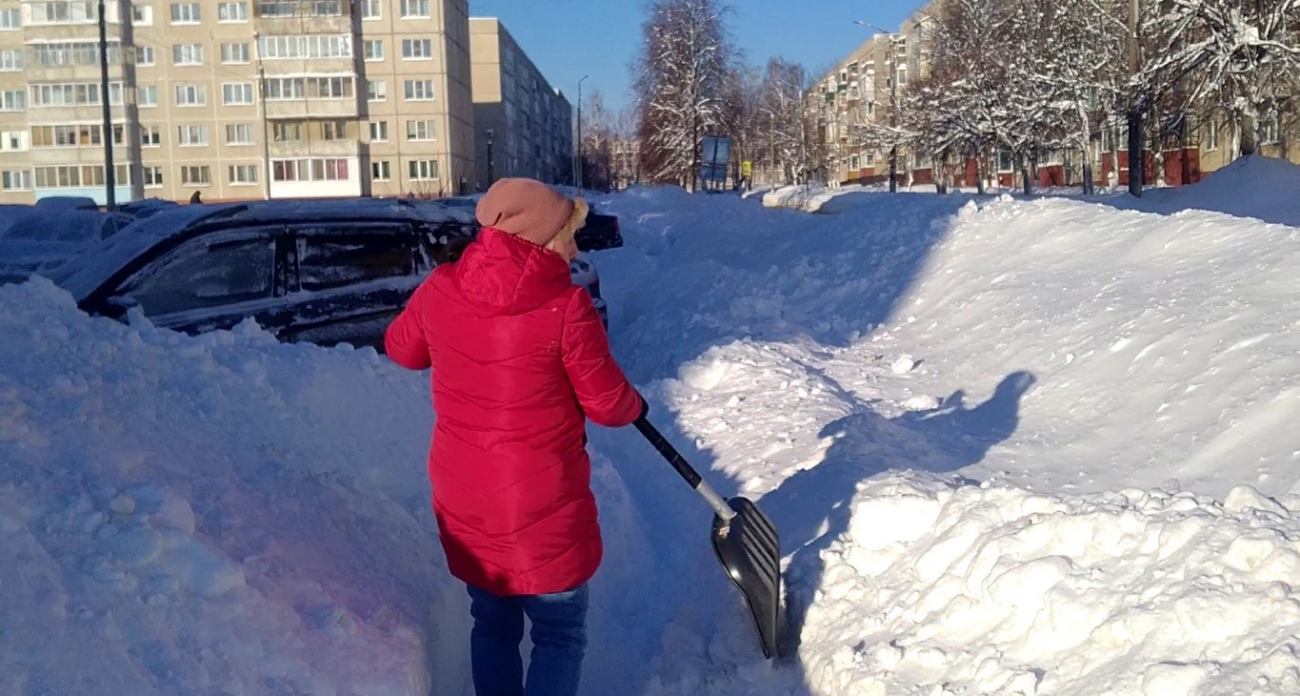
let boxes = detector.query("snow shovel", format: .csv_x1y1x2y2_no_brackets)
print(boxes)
634,417,782,660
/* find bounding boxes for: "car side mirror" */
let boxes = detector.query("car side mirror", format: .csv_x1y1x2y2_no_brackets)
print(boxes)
107,295,139,310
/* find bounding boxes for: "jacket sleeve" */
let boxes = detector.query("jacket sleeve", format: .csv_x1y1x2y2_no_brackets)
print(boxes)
561,288,643,427
384,281,433,370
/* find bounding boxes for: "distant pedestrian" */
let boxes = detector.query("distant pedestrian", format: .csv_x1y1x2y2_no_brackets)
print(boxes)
384,177,646,696
189,190,202,204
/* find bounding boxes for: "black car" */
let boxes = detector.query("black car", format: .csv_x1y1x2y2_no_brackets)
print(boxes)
36,197,613,350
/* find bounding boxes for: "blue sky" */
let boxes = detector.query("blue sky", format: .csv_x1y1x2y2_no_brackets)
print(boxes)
468,0,919,112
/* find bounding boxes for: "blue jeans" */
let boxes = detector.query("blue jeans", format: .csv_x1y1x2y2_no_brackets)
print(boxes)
466,583,588,696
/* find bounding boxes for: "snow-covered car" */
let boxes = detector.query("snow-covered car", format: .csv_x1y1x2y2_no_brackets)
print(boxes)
29,197,610,349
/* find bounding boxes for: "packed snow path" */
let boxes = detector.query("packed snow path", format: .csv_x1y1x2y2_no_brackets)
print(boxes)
2,158,1299,696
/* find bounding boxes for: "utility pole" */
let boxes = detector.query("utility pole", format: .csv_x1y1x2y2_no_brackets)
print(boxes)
98,0,116,209
486,129,495,186
1126,0,1143,198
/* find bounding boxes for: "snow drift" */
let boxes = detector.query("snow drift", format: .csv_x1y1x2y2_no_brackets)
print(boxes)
3,156,1299,696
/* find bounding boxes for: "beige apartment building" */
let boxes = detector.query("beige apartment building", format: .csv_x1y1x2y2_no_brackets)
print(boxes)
468,17,572,191
0,0,475,205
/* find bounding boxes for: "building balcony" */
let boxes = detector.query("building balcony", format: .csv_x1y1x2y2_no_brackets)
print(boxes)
264,98,358,120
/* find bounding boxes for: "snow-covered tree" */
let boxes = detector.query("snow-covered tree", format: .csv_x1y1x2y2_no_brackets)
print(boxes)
579,90,616,190
1141,0,1300,158
753,57,812,184
632,0,737,189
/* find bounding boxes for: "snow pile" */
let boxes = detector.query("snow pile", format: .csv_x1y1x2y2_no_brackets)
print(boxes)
1126,154,1300,228
795,474,1300,696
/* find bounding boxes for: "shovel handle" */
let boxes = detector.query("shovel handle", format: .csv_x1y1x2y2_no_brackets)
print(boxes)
634,417,737,522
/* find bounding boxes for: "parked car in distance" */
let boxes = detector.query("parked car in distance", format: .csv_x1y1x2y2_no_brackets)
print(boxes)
22,196,616,350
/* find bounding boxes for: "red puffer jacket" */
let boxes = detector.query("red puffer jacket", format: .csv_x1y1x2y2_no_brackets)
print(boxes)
384,227,644,596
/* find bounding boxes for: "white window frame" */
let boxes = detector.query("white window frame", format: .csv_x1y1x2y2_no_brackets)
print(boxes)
225,123,255,145
222,83,254,105
401,38,431,60
174,83,206,107
217,1,248,22
0,50,23,71
177,124,208,147
0,90,25,111
170,2,200,24
369,120,387,142
228,164,258,185
408,159,437,181
405,119,434,141
172,43,203,66
367,79,386,102
138,85,158,107
403,79,433,101
0,8,21,29
371,160,390,181
143,165,163,188
2,169,32,191
361,0,380,19
136,45,156,65
364,39,383,61
399,0,428,17
181,165,212,186
221,42,250,64
132,4,154,25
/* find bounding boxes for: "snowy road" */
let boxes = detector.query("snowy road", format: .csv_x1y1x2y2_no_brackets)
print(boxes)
2,158,1299,696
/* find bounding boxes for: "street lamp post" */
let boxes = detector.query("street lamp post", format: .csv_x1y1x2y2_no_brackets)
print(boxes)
576,75,589,190
98,0,116,209
486,128,495,187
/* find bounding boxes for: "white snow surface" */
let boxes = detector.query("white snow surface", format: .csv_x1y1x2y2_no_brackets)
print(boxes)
3,158,1299,695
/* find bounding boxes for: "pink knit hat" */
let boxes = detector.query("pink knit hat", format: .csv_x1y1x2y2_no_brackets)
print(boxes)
475,178,588,247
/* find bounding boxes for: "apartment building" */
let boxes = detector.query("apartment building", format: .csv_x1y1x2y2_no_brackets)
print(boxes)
468,17,572,191
814,33,896,186
0,0,475,205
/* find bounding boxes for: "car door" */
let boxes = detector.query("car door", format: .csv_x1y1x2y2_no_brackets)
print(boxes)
277,221,421,349
104,227,294,336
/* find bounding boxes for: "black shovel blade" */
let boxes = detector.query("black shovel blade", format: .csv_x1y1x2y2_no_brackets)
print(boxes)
710,496,782,660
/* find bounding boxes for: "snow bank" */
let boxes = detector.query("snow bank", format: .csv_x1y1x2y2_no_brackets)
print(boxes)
1127,154,1300,227
793,474,1300,696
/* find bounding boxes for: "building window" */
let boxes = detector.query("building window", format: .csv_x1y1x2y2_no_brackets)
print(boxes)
1,131,27,152
405,119,434,141
140,124,162,146
226,123,254,145
0,90,25,111
229,164,258,185
172,43,203,66
136,45,156,65
1260,112,1281,144
372,161,390,181
403,79,433,101
178,124,208,146
218,2,248,21
321,121,347,140
364,40,383,61
257,0,340,17
272,158,349,182
170,2,201,23
29,41,120,67
257,35,352,59
0,50,22,71
143,166,163,188
408,159,437,181
181,165,212,185
272,122,302,142
132,4,154,24
30,82,124,107
367,80,386,102
0,9,20,29
361,0,380,19
221,43,250,63
31,124,103,147
34,164,129,188
2,170,31,191
175,84,205,106
369,121,388,142
138,85,158,107
223,83,254,105
400,0,428,17
401,39,432,60
263,76,353,100
1204,120,1219,151
27,2,96,24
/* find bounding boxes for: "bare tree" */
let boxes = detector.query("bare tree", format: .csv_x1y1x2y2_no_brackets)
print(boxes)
580,90,615,190
631,0,737,190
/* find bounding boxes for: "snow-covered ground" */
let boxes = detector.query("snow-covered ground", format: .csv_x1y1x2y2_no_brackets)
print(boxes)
2,156,1298,696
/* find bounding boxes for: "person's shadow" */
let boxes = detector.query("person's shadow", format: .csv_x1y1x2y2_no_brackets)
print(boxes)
765,370,1037,658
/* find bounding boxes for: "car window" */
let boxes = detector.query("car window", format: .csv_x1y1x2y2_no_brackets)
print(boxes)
120,237,275,315
298,232,414,292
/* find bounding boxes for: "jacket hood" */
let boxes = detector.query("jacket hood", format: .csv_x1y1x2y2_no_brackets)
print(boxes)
452,227,573,315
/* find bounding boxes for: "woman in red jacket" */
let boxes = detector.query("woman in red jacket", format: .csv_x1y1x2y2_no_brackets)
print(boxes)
384,178,645,696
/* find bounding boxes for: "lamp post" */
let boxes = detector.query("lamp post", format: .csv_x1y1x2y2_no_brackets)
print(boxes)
486,128,495,187
575,75,589,191
98,0,116,209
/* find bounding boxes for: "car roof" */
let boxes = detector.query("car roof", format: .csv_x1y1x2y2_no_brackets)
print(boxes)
51,197,476,301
